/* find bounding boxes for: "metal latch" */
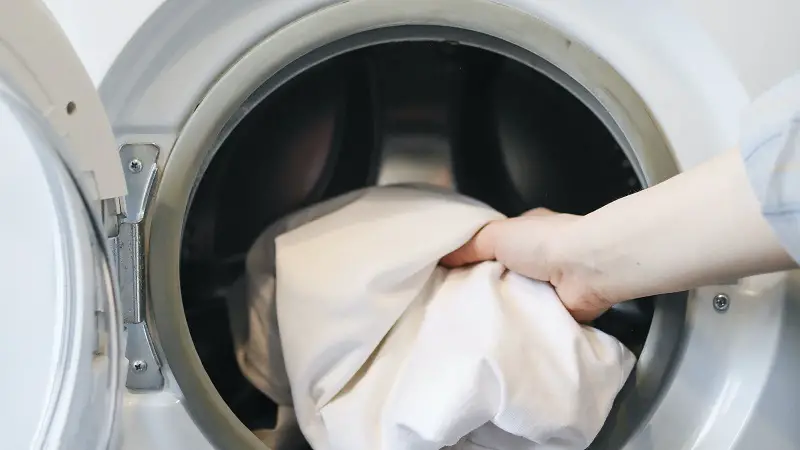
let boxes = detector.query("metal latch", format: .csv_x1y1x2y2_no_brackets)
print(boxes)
113,143,164,390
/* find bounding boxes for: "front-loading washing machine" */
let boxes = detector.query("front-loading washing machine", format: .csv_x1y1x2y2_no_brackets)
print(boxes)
3,0,800,449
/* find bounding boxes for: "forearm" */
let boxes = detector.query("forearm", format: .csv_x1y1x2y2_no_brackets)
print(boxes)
557,148,797,303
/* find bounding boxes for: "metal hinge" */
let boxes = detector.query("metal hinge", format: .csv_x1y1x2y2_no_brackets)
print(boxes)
112,143,165,390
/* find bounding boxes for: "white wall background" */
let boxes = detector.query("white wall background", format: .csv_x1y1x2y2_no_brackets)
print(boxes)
43,0,800,96
669,0,800,97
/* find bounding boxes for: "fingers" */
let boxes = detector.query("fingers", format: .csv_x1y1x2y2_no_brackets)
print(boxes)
567,306,609,324
440,220,501,267
555,285,615,323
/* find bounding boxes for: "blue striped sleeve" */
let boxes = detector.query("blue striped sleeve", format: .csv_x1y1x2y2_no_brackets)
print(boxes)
740,73,800,264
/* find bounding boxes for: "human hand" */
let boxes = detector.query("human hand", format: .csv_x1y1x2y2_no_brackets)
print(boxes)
441,208,614,322
443,149,800,322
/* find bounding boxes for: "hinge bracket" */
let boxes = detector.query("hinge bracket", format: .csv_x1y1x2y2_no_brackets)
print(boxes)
114,143,164,390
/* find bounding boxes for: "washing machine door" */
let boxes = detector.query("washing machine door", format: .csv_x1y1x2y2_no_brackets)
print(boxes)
0,1,128,449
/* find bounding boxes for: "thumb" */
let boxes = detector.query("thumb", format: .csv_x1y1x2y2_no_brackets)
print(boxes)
440,220,503,267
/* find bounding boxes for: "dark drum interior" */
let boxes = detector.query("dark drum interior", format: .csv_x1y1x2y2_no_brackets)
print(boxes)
179,40,653,445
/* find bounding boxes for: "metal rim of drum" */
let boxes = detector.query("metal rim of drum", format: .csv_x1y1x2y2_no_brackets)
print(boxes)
145,2,686,449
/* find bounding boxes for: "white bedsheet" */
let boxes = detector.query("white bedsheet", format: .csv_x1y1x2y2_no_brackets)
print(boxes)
228,185,635,450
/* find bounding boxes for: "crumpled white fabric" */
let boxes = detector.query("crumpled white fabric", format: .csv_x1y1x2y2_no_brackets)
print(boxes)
228,185,636,450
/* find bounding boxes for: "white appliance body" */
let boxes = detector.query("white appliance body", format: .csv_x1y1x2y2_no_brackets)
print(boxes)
3,0,800,449
43,0,800,97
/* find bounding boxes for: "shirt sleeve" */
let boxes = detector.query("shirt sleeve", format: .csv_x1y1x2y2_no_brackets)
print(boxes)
740,73,800,264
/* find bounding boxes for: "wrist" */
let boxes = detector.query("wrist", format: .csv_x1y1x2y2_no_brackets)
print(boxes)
550,149,796,306
545,217,626,306
548,190,687,305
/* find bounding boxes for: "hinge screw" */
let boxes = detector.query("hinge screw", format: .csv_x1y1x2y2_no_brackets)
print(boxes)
713,293,730,313
128,158,143,173
132,360,148,373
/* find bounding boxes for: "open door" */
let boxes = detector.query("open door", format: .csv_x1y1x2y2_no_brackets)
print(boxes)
0,0,128,448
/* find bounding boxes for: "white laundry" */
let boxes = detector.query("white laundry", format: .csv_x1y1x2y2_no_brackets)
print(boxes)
228,185,636,450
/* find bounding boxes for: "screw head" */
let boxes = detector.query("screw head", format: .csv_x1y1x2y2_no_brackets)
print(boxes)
128,158,143,173
713,293,730,313
132,360,148,373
